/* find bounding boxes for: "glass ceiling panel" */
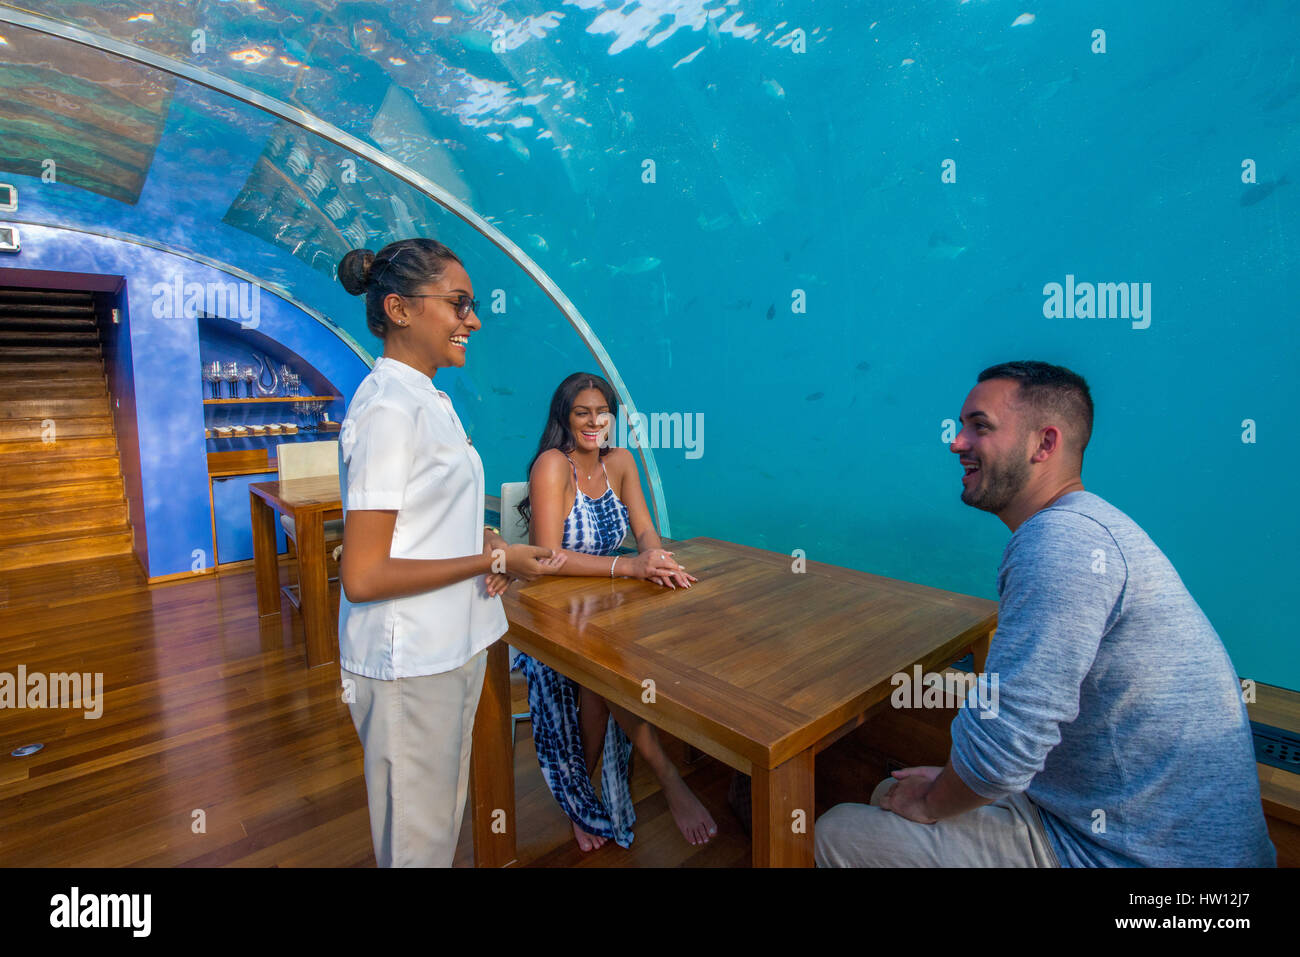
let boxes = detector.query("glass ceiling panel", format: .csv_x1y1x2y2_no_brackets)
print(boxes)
0,14,606,503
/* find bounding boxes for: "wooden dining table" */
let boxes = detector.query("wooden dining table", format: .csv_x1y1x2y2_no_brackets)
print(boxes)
468,536,998,867
248,474,342,668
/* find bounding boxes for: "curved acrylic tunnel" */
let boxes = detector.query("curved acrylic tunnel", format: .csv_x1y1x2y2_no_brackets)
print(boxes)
0,2,1298,690
0,6,672,537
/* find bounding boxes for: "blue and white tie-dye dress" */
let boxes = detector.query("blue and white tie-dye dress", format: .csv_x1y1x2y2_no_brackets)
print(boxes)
512,455,636,847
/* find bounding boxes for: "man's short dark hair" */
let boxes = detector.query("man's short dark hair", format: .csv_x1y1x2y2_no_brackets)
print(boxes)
977,360,1094,464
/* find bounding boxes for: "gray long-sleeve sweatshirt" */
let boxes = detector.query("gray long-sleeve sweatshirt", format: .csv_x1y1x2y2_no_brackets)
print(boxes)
949,491,1275,867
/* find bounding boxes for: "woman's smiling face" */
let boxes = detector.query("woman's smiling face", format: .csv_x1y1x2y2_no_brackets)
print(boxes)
386,259,480,371
568,387,612,452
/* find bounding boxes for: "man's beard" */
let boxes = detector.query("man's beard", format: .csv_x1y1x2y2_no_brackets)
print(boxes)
961,450,1031,514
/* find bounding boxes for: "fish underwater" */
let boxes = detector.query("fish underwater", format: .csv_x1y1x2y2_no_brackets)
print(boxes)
504,132,531,162
456,30,494,54
927,230,968,259
609,256,661,275
762,76,786,100
1239,175,1289,206
696,212,732,232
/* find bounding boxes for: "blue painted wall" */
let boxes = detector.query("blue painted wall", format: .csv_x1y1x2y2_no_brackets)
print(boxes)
213,470,287,564
1,225,369,577
93,283,148,572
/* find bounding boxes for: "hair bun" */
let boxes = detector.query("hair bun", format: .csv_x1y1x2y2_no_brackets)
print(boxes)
338,248,376,296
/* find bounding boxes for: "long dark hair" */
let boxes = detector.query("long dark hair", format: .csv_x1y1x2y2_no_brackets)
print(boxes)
338,238,462,338
516,372,619,527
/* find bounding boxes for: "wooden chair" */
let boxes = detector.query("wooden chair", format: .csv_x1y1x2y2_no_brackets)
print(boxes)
276,440,344,609
494,478,636,746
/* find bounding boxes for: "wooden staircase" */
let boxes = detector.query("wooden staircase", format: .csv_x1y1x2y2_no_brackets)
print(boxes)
0,288,134,570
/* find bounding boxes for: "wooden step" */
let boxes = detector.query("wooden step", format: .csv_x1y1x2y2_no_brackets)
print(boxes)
0,329,101,345
0,289,92,305
0,304,95,319
0,479,125,513
0,435,118,460
0,529,134,571
0,453,121,490
0,376,106,398
0,395,111,419
0,357,104,376
0,416,115,441
0,316,97,332
0,301,94,315
0,345,101,361
0,503,129,546
0,365,106,384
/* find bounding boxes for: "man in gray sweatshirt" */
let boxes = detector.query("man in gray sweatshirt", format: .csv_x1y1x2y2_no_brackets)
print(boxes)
815,361,1275,867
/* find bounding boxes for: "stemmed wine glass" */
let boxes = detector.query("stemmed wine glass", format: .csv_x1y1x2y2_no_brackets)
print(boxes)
222,361,240,399
242,365,257,398
203,361,222,399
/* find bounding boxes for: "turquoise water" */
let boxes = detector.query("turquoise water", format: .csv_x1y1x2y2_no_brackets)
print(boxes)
1,1,1297,689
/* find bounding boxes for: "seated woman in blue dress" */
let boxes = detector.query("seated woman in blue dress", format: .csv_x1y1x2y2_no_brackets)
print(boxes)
513,372,718,852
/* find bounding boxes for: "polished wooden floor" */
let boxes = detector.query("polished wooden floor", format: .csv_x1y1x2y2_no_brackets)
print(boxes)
0,554,1296,867
0,555,759,866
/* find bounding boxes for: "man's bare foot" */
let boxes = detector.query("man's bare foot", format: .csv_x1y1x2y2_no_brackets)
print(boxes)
572,821,608,852
662,774,718,846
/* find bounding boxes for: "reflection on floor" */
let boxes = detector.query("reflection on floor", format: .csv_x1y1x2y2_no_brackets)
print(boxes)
0,555,1295,868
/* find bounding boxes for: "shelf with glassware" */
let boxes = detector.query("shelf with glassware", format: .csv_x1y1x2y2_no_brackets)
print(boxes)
198,316,345,452
202,396,340,404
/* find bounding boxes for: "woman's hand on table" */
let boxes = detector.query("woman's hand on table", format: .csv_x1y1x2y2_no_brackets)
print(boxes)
627,550,696,589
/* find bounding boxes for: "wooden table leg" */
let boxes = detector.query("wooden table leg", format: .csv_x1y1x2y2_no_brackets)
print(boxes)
970,626,994,675
249,491,280,617
752,747,815,867
296,508,335,668
470,640,518,867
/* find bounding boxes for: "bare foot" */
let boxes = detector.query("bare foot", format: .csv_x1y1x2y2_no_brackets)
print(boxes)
662,773,718,846
572,821,608,852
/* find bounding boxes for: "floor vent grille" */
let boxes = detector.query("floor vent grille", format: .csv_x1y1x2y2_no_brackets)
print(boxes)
1251,721,1300,774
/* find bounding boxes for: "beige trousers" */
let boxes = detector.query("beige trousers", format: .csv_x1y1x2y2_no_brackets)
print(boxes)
343,649,488,868
814,776,1060,867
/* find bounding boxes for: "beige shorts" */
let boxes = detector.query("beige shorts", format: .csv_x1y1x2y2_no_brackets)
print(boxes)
343,650,488,868
814,776,1060,867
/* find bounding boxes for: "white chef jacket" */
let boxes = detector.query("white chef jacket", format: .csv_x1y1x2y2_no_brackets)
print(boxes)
337,356,507,679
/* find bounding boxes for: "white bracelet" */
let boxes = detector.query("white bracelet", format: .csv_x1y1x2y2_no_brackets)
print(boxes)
610,556,618,578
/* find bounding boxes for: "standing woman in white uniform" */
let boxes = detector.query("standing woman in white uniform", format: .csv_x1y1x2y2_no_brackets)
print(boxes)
336,238,562,867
